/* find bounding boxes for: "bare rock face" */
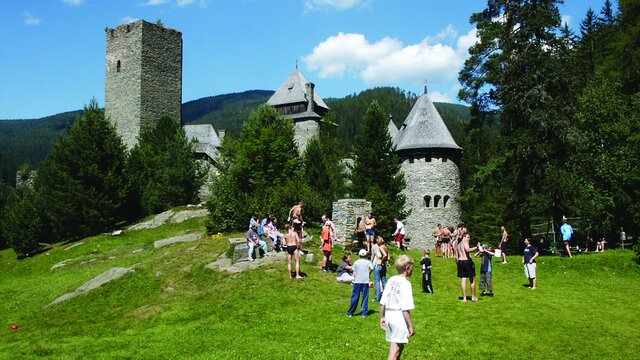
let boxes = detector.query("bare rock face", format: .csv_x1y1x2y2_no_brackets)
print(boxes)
48,267,133,306
129,209,209,231
154,233,202,248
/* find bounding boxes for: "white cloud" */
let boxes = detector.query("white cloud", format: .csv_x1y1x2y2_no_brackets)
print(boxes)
176,0,207,6
427,91,454,103
63,0,85,5
141,0,168,6
561,15,571,27
304,27,478,86
24,12,41,26
304,0,369,11
120,16,139,24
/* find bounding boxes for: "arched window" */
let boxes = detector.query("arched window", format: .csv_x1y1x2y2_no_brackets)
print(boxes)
116,60,121,72
423,195,431,208
443,195,450,207
434,195,441,208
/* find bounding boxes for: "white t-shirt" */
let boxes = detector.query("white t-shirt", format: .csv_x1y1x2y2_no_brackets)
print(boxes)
353,258,373,284
380,275,414,311
395,221,405,235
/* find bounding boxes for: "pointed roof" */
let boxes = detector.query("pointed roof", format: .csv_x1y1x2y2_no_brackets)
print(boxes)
183,124,221,161
388,119,399,139
393,93,461,152
267,69,329,110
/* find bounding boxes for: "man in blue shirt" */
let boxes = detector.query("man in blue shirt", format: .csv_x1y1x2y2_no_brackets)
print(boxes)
560,218,573,258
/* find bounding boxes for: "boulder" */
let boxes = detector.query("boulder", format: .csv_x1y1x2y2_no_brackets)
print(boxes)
48,267,132,306
154,233,201,248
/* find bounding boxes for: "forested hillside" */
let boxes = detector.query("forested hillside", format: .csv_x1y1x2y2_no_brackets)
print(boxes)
0,88,469,173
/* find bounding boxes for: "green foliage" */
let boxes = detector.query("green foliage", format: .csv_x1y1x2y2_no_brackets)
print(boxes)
35,100,127,242
1,185,48,257
126,116,202,218
206,105,304,233
0,181,13,249
0,151,17,186
350,100,407,235
302,116,347,218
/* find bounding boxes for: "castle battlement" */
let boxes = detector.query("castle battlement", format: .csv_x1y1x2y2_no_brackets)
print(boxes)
106,20,181,41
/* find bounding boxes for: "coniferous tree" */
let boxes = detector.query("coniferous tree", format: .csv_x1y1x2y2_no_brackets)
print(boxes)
126,116,202,218
2,185,48,257
206,104,307,233
350,100,406,235
35,99,127,242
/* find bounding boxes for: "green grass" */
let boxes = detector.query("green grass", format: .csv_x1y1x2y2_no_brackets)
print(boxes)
1,216,639,359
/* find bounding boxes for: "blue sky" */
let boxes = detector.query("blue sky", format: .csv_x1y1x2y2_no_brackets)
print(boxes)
1,0,610,119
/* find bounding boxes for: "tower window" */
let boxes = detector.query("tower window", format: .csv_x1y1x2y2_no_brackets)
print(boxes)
117,60,121,72
424,195,431,208
443,195,450,207
434,195,441,208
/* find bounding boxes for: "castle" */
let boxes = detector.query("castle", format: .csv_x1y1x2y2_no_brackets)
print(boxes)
104,20,461,249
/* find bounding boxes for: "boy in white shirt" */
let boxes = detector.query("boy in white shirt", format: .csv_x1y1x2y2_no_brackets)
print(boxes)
380,255,415,360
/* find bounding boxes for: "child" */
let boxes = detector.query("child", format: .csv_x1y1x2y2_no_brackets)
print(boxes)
347,249,373,317
420,249,433,293
478,244,494,296
320,222,333,272
380,255,415,360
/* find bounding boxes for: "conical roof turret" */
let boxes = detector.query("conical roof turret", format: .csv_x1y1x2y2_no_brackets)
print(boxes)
393,93,461,152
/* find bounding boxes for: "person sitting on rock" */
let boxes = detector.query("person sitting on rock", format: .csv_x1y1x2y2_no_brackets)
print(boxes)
246,224,267,262
268,218,285,252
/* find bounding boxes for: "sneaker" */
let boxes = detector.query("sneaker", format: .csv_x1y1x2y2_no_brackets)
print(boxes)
481,291,487,296
502,261,508,264
249,258,255,262
346,314,352,318
362,315,369,318
488,292,494,297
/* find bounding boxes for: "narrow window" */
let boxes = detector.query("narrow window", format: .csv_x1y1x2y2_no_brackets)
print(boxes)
434,195,441,208
116,60,121,72
443,195,450,207
424,195,431,208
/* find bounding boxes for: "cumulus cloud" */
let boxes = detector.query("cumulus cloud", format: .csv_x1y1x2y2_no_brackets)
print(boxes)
304,0,369,11
303,27,478,86
427,91,454,103
24,12,41,26
63,0,85,5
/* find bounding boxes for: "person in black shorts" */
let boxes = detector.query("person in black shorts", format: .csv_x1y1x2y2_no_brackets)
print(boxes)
284,225,303,279
456,233,480,302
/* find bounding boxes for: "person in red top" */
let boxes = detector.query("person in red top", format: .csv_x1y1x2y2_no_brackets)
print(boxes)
320,221,333,272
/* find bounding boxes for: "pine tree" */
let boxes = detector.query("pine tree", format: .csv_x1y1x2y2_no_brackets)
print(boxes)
1,185,48,258
206,104,305,233
35,99,127,242
126,115,202,218
350,100,406,235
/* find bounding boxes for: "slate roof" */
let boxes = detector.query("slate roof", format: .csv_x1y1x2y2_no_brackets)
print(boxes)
393,93,462,152
388,120,399,139
183,124,221,161
267,69,329,111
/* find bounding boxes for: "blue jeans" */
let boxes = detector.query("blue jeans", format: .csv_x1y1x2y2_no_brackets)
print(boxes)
248,240,267,259
373,264,387,301
347,283,369,316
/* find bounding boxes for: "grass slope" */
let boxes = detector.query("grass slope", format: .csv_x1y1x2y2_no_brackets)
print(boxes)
1,215,639,359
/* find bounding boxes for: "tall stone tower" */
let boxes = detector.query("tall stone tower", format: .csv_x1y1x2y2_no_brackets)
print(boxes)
392,88,463,249
105,20,182,149
267,68,330,153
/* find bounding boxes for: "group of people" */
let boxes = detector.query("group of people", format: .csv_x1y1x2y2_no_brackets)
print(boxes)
361,212,408,253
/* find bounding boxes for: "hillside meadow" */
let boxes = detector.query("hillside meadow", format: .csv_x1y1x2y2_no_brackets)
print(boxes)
1,215,639,359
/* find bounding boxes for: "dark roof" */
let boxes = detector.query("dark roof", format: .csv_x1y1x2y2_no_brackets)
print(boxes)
267,69,329,110
393,93,462,152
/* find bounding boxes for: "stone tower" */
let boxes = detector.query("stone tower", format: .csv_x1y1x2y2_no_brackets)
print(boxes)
392,88,463,249
267,68,330,153
105,20,182,149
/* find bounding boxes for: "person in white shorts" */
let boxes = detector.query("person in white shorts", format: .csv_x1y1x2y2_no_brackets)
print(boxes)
379,255,415,360
523,237,539,289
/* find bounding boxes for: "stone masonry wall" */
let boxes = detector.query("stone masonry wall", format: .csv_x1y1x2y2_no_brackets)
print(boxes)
332,199,371,242
105,20,182,149
294,120,319,154
401,156,461,250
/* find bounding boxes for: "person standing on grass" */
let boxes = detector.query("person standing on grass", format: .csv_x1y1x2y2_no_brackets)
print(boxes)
364,212,377,254
499,225,509,264
320,221,333,272
433,223,442,257
285,225,303,279
478,245,494,296
372,236,388,302
523,237,539,289
456,233,480,302
441,225,452,258
380,255,415,360
420,249,433,293
392,218,406,250
347,249,373,317
560,218,573,258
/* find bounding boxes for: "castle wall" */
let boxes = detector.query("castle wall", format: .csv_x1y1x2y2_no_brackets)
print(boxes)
105,21,182,149
332,199,371,242
294,120,319,154
400,156,461,249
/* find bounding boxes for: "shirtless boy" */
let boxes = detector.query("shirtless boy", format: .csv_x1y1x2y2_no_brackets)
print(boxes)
500,225,508,264
456,233,480,302
285,225,303,279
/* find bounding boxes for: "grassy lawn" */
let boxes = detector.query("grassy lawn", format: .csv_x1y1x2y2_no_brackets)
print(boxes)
1,216,639,359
